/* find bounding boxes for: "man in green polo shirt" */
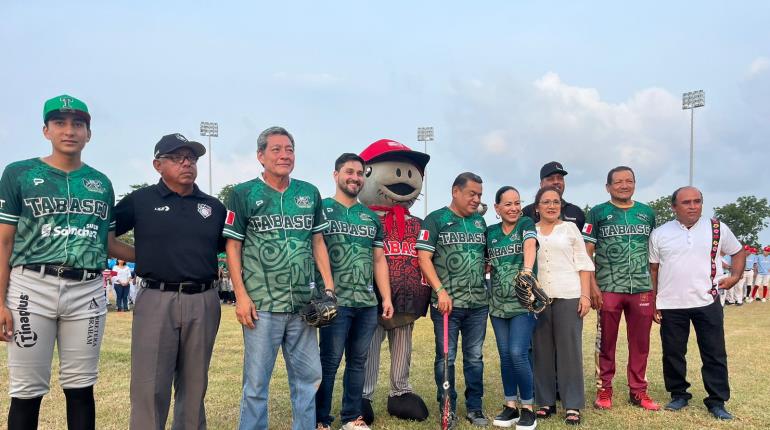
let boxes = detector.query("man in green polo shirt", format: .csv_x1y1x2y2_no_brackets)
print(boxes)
314,153,394,430
417,172,488,428
224,126,335,430
583,166,660,411
0,95,133,429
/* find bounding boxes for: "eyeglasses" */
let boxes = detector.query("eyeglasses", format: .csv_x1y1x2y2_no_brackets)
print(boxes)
539,200,562,207
157,154,199,165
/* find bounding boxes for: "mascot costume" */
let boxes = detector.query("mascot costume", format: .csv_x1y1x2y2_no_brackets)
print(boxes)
358,139,431,423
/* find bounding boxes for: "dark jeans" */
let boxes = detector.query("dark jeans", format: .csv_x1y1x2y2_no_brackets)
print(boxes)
491,313,536,404
316,305,379,425
660,298,730,408
431,305,488,413
114,284,130,310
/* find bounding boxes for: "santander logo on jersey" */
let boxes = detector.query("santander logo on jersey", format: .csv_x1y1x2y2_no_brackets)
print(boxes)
41,223,98,239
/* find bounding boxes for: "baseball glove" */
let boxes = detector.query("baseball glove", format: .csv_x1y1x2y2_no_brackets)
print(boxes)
300,289,338,327
514,271,552,313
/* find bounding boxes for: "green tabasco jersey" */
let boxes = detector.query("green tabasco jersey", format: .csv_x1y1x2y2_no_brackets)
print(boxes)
486,217,538,318
315,198,383,307
416,206,487,309
0,158,115,270
223,176,328,313
582,201,656,294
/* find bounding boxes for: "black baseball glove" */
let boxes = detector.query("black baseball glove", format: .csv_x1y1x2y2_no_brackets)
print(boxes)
300,289,338,327
514,271,552,314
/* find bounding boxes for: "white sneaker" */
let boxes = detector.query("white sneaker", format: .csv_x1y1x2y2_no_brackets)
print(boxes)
747,298,754,303
762,298,767,303
341,416,370,430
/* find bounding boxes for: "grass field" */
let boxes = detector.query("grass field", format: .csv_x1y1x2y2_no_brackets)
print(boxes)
1,301,770,429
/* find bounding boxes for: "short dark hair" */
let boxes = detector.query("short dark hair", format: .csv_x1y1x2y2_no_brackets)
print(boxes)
606,166,635,185
334,153,365,171
534,186,563,207
671,186,704,205
257,126,295,153
495,186,520,204
452,172,483,189
45,113,91,131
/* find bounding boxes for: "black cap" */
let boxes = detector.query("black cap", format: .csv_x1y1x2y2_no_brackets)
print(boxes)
539,161,568,179
154,133,206,158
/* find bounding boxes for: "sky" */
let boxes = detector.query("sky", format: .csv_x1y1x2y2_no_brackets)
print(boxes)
2,1,769,242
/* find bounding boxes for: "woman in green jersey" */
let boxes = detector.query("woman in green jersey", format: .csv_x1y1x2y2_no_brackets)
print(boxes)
486,186,538,430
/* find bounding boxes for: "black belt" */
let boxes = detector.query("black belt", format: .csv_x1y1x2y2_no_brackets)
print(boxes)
22,264,101,281
141,279,215,294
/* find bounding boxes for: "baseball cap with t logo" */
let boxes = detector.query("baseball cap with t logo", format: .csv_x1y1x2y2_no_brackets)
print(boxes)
43,94,91,125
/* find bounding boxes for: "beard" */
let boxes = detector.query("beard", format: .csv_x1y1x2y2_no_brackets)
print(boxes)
338,180,362,198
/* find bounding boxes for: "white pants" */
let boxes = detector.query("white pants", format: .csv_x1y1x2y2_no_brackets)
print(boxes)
5,266,107,398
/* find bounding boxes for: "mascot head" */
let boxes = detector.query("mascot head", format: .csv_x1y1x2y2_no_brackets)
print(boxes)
359,139,430,209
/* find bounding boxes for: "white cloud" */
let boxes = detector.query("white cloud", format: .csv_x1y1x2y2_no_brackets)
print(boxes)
747,57,770,78
444,72,687,190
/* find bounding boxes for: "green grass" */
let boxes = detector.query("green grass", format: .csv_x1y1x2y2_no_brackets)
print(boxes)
2,302,770,429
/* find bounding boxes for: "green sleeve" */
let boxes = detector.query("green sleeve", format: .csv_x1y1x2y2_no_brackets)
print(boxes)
647,205,657,229
107,185,116,232
520,216,537,241
223,186,247,241
416,213,439,252
582,206,598,243
311,188,328,233
372,213,384,248
0,165,21,226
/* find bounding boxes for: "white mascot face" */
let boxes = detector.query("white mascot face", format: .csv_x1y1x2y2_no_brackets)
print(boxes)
359,156,423,209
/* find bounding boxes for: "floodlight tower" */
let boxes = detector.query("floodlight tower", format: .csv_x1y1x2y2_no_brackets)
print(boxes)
417,127,434,218
682,90,705,186
200,121,219,194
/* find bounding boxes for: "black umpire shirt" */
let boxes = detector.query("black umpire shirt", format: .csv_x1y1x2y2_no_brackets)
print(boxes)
114,179,226,283
522,200,586,231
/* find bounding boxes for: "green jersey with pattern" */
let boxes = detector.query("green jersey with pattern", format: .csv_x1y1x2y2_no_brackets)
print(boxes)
486,217,538,318
316,198,383,307
416,206,487,309
0,158,115,270
223,177,328,312
582,201,656,294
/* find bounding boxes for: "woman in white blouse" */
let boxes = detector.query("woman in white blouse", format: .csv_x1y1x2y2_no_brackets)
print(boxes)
532,186,594,426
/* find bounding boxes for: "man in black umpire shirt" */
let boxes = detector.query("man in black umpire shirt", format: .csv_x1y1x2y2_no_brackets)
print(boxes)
115,133,226,430
522,161,585,230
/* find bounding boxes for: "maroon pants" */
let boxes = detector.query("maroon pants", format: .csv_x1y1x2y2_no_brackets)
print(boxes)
596,291,654,394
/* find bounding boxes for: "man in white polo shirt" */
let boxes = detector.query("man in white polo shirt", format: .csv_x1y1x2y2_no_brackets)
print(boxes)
648,186,745,421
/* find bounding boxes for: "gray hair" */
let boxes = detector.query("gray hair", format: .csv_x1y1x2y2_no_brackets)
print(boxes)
257,126,295,152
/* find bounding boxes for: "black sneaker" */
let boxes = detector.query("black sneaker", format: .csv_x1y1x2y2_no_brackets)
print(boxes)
493,405,519,427
466,410,489,427
516,408,537,430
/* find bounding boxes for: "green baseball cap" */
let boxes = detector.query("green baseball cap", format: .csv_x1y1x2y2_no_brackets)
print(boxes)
43,94,91,124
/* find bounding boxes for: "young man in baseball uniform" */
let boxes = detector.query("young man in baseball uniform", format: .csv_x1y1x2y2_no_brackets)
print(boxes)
583,166,660,411
314,153,394,430
0,95,132,429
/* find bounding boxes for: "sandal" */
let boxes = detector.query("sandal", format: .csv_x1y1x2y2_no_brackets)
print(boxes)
565,409,581,425
536,405,556,419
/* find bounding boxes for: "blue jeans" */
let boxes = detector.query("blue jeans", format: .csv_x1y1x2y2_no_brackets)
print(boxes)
431,305,488,413
239,311,322,430
490,313,536,404
114,284,130,310
316,305,379,425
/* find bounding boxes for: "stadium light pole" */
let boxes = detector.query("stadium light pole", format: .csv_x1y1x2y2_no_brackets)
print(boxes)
200,121,219,194
682,90,705,186
417,127,434,218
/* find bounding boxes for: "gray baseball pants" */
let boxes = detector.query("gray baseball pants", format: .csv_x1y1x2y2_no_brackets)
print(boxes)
129,286,221,430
